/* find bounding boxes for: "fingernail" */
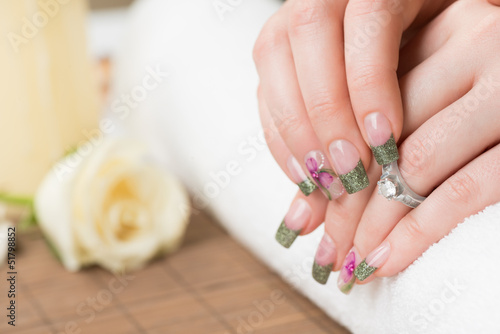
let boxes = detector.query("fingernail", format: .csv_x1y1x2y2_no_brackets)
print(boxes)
354,242,391,281
304,150,345,200
337,247,360,295
364,112,399,165
312,233,337,284
328,140,369,194
287,156,317,196
275,199,311,248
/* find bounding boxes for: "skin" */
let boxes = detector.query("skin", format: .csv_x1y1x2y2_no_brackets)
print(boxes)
256,0,500,281
255,0,455,272
355,0,500,281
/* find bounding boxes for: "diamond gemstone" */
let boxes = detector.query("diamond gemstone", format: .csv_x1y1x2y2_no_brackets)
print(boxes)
379,178,397,199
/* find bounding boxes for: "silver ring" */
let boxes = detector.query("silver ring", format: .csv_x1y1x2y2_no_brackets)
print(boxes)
377,161,427,208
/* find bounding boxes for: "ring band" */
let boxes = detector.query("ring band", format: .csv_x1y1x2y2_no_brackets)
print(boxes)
377,161,427,208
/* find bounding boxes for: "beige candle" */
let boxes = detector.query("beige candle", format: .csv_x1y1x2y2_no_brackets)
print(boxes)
0,0,99,195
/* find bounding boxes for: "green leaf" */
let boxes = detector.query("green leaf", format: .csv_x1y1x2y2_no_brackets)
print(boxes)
318,168,337,177
317,183,332,201
0,193,33,206
0,193,38,230
18,207,38,231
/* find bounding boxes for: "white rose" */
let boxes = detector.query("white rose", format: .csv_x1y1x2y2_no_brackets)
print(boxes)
35,137,190,273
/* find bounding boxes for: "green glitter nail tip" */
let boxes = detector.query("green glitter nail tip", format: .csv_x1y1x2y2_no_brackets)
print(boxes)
354,259,377,281
297,178,318,196
339,160,369,194
312,262,333,285
370,134,399,165
275,221,301,249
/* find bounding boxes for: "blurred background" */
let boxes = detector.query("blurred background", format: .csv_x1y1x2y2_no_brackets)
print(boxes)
0,0,350,333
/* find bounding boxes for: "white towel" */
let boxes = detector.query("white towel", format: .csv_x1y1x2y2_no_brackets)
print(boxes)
109,0,500,332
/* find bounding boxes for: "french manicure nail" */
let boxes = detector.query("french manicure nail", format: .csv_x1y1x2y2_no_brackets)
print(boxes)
312,233,337,284
329,140,369,194
364,112,399,165
287,156,317,196
304,150,345,200
337,247,361,295
275,199,311,248
354,242,391,281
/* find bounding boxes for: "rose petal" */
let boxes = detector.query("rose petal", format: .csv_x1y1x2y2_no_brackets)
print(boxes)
35,136,191,274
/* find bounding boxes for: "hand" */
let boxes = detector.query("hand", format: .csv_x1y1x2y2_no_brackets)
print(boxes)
344,0,500,288
254,0,455,288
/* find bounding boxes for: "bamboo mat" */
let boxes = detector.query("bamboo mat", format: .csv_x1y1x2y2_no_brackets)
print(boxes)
0,211,351,334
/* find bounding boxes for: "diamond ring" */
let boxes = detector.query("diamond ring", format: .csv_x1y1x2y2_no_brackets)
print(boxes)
377,161,427,208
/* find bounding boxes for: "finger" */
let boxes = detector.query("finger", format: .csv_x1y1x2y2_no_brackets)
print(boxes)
399,39,475,140
488,0,500,6
287,0,371,195
258,85,318,196
360,143,500,279
311,157,380,286
348,40,479,269
353,83,500,281
398,80,500,197
344,0,424,166
397,7,454,77
258,87,329,247
254,9,344,201
275,191,329,249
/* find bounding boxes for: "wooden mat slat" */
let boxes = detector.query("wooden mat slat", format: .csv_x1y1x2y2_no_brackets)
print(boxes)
1,211,351,334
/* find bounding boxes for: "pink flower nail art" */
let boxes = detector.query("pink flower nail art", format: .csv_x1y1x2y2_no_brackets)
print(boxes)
337,248,360,295
305,151,344,200
340,251,356,283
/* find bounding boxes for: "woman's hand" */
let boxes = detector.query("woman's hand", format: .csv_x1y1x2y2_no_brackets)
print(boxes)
255,0,455,288
345,0,500,288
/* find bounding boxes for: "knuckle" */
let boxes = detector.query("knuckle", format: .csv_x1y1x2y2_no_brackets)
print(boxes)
306,92,349,126
348,63,388,92
442,171,479,204
398,135,435,179
253,27,287,64
346,0,404,26
401,214,428,241
275,111,303,140
289,0,329,35
346,0,389,19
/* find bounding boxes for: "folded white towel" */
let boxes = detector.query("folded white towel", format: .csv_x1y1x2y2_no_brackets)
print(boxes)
111,0,500,332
